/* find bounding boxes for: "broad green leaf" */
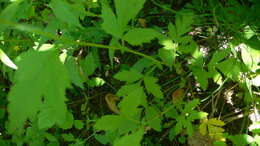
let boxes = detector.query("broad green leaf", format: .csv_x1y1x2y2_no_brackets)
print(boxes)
132,58,154,72
144,76,163,99
114,128,144,146
65,56,84,88
240,43,260,72
59,111,74,130
145,106,161,131
101,2,122,38
119,86,147,117
114,69,143,83
95,115,123,132
117,83,140,97
191,68,209,90
80,52,98,77
0,48,17,69
115,0,146,33
208,49,230,67
216,58,241,81
7,49,70,133
50,0,82,28
94,115,138,134
74,120,84,129
123,28,161,45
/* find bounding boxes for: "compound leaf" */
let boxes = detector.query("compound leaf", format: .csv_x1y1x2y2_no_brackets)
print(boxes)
144,76,163,99
7,49,70,133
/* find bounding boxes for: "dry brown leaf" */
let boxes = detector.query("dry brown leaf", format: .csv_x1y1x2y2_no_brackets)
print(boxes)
172,88,185,104
105,93,120,114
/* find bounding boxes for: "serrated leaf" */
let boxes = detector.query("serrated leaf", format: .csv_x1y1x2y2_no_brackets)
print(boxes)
119,86,147,117
50,0,82,28
183,99,200,113
123,28,161,45
114,69,143,83
94,115,138,134
145,106,161,131
144,76,163,99
101,2,121,38
115,0,146,33
117,83,139,97
0,48,17,69
114,128,144,146
7,49,70,133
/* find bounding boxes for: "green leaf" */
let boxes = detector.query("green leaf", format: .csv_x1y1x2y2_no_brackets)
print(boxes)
183,99,200,113
50,0,82,28
101,2,121,38
74,120,84,130
94,115,138,134
95,115,123,132
117,83,140,97
7,49,70,133
114,128,144,146
145,106,161,131
62,133,75,142
0,48,17,69
59,111,74,130
123,28,161,45
228,134,254,146
208,49,230,67
119,86,147,117
114,69,143,83
216,58,241,81
144,76,163,99
191,68,209,90
65,56,84,88
80,52,98,76
87,77,106,87
158,39,177,66
115,0,146,33
240,43,260,72
0,0,31,32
